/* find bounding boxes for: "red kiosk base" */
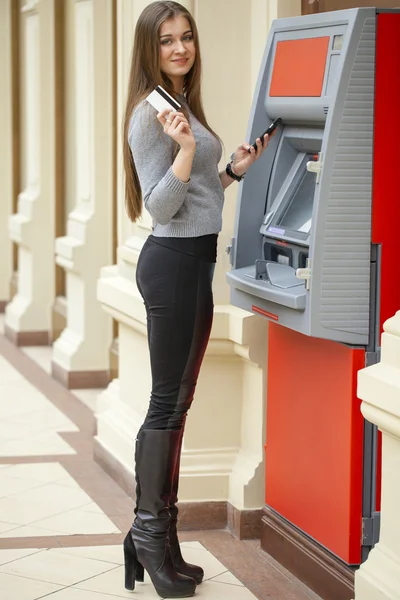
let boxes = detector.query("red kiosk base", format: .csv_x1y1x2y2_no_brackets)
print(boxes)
261,322,364,600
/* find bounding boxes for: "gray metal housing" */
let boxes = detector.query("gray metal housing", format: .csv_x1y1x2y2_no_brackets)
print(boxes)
227,8,377,345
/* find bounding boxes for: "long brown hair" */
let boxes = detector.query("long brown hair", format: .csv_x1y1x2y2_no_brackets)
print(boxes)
123,1,220,222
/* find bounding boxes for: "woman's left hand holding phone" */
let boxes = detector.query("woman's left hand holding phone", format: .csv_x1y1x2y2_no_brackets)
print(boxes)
157,109,195,183
230,130,276,178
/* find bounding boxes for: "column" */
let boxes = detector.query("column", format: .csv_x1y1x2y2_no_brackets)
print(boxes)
189,0,269,518
0,0,16,312
354,311,400,599
96,0,153,487
251,0,301,91
52,0,114,388
5,0,57,345
96,0,300,534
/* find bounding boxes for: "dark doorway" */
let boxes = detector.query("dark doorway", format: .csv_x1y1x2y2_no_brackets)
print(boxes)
302,0,400,14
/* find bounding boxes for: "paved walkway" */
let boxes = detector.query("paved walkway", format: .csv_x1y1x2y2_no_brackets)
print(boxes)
0,316,321,600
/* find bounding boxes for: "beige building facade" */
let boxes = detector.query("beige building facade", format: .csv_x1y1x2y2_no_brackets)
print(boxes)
0,0,303,522
1,1,400,600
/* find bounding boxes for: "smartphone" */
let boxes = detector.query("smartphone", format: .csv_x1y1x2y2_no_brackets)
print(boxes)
146,85,181,113
248,117,282,153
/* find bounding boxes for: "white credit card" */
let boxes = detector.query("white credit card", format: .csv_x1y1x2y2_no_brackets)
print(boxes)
146,86,181,113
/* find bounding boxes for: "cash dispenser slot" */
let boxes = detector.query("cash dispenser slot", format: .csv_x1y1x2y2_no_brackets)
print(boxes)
264,243,293,266
229,265,307,310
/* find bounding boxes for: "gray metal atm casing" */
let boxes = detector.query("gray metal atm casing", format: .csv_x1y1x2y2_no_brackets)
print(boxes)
227,8,376,346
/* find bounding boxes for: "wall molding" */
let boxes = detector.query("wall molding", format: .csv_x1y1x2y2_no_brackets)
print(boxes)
5,323,50,347
21,1,39,15
51,360,110,390
261,506,355,600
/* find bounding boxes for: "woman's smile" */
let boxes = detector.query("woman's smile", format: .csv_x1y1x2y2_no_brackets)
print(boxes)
159,16,196,92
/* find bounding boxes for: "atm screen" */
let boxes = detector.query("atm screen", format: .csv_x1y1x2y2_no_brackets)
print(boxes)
270,37,330,97
276,169,315,234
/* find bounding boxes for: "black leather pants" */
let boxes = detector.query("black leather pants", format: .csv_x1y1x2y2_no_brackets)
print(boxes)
136,236,215,431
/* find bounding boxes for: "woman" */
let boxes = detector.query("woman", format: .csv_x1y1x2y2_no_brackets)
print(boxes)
122,2,271,597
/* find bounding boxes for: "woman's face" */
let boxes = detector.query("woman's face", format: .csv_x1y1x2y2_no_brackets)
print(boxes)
159,16,196,91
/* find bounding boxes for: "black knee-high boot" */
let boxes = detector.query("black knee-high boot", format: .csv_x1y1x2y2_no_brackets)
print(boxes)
124,429,197,598
169,429,204,585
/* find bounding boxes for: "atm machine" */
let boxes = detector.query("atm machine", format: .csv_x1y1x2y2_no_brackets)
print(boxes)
227,8,400,599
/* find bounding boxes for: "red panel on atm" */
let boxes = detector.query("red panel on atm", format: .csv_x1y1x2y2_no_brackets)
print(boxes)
372,14,400,336
269,37,330,97
371,13,400,511
266,323,365,564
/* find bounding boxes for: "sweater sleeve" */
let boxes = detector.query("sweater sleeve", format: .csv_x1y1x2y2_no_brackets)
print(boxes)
128,102,190,226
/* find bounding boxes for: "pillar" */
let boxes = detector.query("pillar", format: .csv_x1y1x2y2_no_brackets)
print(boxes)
52,0,114,388
95,0,300,534
5,0,57,345
355,311,400,599
0,0,17,313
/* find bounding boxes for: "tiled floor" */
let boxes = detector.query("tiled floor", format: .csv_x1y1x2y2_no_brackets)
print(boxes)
20,344,103,412
0,317,322,600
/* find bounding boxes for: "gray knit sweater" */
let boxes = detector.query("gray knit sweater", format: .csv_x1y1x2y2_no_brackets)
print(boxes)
128,99,224,237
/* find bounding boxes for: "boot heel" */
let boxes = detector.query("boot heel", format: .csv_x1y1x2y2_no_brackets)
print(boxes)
124,547,136,591
124,533,143,591
135,561,145,582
